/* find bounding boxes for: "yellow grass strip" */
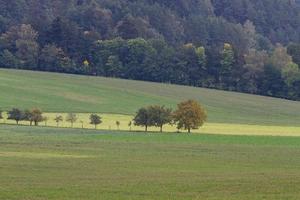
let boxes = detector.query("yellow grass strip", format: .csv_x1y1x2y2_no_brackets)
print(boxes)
1,112,300,136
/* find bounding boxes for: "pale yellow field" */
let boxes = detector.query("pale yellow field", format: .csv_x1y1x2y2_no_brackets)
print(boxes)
1,112,300,136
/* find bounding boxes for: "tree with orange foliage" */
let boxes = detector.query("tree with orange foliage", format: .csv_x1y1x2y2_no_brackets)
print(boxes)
173,100,207,133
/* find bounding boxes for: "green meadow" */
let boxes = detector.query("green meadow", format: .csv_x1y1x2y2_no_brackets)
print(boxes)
1,69,300,199
1,68,300,126
1,125,300,200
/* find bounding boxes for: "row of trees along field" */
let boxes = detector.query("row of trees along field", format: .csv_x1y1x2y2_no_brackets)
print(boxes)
134,100,207,133
0,100,207,133
0,108,102,128
1,1,300,100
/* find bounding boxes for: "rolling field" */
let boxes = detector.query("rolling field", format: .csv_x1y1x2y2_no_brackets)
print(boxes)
1,68,300,199
1,125,300,200
1,68,300,126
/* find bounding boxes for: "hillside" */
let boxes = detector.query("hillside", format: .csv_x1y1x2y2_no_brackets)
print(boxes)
1,68,300,126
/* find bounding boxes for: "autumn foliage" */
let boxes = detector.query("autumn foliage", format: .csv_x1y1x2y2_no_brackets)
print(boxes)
173,100,207,133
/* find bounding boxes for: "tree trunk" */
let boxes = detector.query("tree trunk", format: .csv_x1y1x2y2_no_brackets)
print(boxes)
188,127,191,133
145,125,148,132
160,125,163,133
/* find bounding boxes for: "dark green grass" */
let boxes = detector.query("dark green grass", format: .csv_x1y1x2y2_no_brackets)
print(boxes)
1,125,300,200
1,68,300,125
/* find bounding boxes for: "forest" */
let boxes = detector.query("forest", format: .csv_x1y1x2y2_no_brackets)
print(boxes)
1,0,300,100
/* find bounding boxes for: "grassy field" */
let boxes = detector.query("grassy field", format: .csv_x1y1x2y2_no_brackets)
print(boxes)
1,125,300,200
1,68,300,126
2,68,300,199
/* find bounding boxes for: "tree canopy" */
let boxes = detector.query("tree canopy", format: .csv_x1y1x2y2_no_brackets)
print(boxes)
1,0,300,100
7,108,24,124
66,113,78,127
90,114,102,129
173,100,207,133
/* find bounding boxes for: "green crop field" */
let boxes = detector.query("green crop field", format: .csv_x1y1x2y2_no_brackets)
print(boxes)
1,69,300,199
1,68,300,126
1,125,300,200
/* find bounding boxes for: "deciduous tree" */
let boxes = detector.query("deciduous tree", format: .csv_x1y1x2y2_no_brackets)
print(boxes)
7,108,24,125
30,108,43,126
0,110,3,121
90,114,102,129
105,55,123,77
133,107,153,132
24,109,34,126
173,100,207,133
269,44,293,70
66,113,77,128
116,121,120,130
149,105,172,132
242,49,268,93
287,43,300,66
128,121,132,131
43,116,48,126
39,44,72,72
54,115,63,127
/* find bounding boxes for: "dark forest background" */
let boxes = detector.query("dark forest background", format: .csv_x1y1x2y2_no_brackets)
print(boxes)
1,0,300,100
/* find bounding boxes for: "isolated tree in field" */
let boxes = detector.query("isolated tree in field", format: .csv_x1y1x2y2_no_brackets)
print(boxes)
173,100,207,133
43,116,48,126
80,120,84,129
149,105,172,132
66,113,77,128
31,108,44,126
133,107,153,132
24,109,34,126
116,121,120,130
128,121,132,131
90,114,102,129
54,115,63,127
7,108,24,125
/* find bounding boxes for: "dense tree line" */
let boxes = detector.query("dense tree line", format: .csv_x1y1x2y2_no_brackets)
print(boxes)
7,108,45,125
2,108,104,128
1,0,300,100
